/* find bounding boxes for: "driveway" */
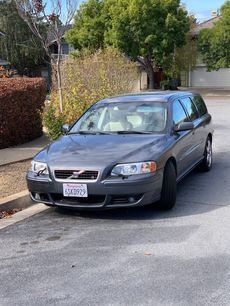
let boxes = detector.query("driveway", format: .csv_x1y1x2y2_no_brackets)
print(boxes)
0,97,230,306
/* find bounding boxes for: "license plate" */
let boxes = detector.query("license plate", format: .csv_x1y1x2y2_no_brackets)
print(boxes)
63,183,88,198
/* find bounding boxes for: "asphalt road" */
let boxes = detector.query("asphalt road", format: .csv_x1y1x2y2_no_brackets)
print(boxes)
1,97,230,306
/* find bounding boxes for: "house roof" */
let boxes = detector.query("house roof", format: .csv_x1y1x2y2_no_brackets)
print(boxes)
191,16,221,36
47,25,72,45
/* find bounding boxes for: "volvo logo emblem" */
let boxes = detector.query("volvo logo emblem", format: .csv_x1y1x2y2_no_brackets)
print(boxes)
68,170,84,179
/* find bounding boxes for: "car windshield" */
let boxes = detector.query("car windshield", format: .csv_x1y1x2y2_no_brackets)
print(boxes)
69,101,168,134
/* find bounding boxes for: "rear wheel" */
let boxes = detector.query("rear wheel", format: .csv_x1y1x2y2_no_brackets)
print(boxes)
158,161,177,210
199,137,212,172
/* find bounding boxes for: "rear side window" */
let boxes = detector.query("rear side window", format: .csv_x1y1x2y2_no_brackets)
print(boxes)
180,97,199,121
172,100,188,125
192,95,207,116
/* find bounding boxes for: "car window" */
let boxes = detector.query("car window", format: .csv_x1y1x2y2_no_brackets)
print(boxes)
180,97,199,121
127,114,143,128
192,95,207,117
172,100,188,125
69,101,168,134
77,107,106,131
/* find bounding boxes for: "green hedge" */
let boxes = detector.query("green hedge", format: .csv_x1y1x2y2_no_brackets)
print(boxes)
0,78,46,149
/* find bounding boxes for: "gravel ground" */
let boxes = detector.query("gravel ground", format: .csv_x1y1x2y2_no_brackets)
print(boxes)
0,160,31,199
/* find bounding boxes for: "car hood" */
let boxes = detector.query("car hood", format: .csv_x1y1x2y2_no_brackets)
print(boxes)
35,134,167,168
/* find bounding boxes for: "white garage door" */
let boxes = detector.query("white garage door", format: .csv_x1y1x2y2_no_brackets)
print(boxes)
191,67,230,87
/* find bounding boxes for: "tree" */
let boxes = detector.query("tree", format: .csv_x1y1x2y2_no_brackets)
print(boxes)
43,48,138,139
174,15,197,75
65,0,105,51
0,0,44,75
66,0,190,89
15,0,78,113
198,2,230,71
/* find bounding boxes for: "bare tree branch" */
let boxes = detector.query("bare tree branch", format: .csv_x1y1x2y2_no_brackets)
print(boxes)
15,0,78,113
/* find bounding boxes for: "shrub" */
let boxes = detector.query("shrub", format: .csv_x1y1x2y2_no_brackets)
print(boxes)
43,103,66,141
160,80,170,90
43,48,138,140
0,78,46,149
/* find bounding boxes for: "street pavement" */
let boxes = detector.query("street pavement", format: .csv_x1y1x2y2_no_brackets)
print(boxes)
0,97,230,306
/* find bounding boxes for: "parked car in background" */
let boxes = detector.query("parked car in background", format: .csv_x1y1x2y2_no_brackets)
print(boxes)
27,92,213,210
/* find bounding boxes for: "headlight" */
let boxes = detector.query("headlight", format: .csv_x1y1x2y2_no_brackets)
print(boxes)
111,161,157,176
31,161,49,175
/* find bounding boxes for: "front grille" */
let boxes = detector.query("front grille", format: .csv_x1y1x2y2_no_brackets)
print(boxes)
54,170,99,180
51,194,105,205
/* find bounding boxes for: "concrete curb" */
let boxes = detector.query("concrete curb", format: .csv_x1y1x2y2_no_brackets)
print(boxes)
0,190,33,212
0,204,49,230
0,157,32,167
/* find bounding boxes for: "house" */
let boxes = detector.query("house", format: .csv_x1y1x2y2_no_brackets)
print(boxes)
48,25,73,60
183,16,230,88
37,26,73,84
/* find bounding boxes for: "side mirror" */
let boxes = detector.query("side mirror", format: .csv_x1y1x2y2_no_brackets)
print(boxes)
174,122,194,132
62,124,70,134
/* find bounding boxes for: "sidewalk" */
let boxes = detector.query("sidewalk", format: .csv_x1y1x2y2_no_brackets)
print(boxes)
0,134,50,166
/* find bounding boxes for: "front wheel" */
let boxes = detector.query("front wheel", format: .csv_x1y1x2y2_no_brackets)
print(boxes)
158,161,177,210
199,137,213,172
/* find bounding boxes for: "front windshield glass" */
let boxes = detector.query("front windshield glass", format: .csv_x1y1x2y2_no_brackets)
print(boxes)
69,101,168,134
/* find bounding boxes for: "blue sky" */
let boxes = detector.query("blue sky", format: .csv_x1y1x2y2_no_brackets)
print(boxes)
182,0,227,21
76,0,228,22
48,0,228,23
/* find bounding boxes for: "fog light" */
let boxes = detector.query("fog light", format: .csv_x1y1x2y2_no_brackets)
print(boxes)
128,197,135,203
35,193,40,200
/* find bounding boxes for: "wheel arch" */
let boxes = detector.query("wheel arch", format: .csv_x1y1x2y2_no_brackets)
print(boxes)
208,133,212,143
165,156,177,176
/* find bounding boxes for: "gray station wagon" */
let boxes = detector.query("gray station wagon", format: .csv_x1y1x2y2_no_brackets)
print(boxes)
27,92,213,210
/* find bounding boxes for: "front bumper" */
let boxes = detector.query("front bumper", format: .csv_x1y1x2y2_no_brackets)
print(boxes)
26,170,163,209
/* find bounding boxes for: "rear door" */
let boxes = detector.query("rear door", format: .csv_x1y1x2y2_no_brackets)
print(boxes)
191,94,211,157
172,99,195,177
180,96,204,162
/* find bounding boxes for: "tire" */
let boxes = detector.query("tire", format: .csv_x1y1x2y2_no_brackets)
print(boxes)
199,137,213,172
158,161,177,210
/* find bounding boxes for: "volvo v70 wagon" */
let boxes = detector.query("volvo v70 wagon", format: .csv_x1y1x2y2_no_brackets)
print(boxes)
27,92,213,210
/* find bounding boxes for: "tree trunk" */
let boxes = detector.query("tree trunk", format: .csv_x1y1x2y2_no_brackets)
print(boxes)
144,55,155,90
56,40,63,114
147,65,155,90
47,61,52,92
137,56,155,90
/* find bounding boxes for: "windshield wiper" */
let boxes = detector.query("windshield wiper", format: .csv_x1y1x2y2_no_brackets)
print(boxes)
69,131,110,135
68,130,151,135
115,130,152,134
68,131,96,135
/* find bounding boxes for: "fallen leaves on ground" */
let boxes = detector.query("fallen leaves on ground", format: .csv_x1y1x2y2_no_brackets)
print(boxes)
144,252,152,256
0,208,22,219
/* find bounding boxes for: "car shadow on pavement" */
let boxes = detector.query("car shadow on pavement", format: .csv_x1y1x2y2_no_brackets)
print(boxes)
55,150,229,221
